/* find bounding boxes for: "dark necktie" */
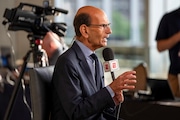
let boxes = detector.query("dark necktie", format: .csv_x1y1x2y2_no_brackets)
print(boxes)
90,53,100,86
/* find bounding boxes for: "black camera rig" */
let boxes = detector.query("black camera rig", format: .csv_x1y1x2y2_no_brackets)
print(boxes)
2,3,69,120
2,2,68,38
2,2,69,67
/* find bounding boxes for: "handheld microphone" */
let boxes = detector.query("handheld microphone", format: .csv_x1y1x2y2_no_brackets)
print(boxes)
102,47,119,80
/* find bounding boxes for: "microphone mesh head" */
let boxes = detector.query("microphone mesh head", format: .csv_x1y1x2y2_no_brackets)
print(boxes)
102,47,114,61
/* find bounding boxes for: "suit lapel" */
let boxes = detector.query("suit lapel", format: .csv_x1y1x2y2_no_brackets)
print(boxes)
80,60,98,91
72,42,98,91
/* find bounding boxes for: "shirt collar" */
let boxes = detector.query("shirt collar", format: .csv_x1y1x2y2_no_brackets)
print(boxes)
75,40,94,58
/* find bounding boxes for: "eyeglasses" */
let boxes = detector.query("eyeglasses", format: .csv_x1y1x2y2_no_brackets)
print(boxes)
88,23,111,29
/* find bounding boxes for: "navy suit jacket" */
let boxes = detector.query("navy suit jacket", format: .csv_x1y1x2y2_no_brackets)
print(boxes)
51,41,115,120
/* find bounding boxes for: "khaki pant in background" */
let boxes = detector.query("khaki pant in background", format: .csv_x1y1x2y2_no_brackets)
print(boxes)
168,74,180,98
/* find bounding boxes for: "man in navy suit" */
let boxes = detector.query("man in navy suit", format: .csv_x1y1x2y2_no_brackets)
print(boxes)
51,6,137,120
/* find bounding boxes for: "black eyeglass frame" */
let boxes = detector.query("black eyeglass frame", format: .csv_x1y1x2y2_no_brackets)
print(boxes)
87,23,111,29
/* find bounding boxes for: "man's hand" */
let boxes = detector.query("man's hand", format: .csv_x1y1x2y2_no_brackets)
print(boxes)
110,71,137,104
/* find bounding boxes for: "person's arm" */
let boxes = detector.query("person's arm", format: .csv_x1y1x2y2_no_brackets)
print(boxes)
157,31,180,52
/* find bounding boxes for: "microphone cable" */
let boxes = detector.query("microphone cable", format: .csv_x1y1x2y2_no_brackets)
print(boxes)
116,103,121,120
21,77,33,120
4,26,16,70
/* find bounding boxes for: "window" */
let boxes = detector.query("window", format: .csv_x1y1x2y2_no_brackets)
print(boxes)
55,0,145,46
54,0,146,68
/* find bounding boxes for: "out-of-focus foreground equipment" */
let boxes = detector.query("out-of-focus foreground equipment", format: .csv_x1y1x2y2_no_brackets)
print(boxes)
1,2,68,120
2,2,68,37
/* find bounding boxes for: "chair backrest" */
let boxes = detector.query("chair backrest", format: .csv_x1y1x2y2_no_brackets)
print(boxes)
133,62,148,91
29,65,54,120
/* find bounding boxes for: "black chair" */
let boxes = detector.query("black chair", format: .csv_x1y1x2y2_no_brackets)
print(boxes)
29,66,54,120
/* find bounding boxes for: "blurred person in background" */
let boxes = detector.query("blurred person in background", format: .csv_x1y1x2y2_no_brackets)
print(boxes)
155,7,180,97
42,31,68,65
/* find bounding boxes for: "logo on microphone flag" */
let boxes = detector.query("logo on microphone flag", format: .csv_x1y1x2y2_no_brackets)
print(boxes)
103,59,119,72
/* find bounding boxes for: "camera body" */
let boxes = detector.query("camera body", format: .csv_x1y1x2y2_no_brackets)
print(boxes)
2,2,68,37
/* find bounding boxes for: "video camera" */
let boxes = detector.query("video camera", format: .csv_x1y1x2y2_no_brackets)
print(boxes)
2,2,68,38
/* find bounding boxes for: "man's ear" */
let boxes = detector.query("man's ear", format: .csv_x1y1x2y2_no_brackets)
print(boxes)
80,24,89,38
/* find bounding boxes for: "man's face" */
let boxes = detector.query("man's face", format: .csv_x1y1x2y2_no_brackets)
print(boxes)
85,11,112,50
82,11,112,50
